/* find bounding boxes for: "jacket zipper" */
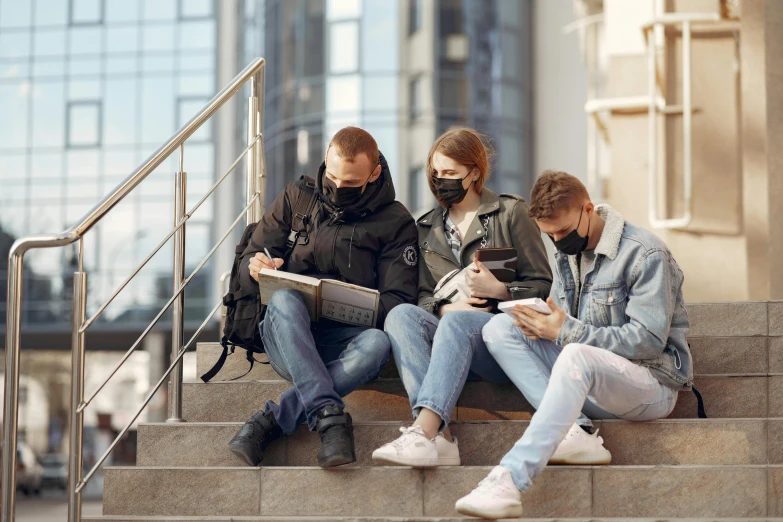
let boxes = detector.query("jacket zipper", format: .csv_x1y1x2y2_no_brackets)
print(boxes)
331,224,342,273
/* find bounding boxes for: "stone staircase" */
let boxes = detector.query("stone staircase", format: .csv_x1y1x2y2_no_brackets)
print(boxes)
84,301,783,521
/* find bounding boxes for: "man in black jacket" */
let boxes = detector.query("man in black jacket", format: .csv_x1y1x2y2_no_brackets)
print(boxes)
229,127,418,468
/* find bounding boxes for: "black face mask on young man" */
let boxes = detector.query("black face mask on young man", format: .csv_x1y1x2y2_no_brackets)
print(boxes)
432,173,474,207
321,172,372,208
550,208,590,256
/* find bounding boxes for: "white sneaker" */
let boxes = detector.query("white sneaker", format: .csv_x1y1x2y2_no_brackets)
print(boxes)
371,426,438,467
549,423,612,465
455,465,523,519
435,433,461,466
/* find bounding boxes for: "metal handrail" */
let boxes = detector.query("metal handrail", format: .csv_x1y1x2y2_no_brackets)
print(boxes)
3,57,267,522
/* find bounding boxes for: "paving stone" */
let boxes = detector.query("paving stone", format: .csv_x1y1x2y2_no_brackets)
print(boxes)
769,376,783,418
592,466,768,517
687,302,768,337
103,468,260,517
771,337,783,373
670,376,768,418
769,301,783,336
259,467,423,517
687,336,768,374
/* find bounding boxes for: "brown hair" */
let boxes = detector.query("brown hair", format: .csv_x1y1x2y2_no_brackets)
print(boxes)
528,170,590,220
328,126,379,166
426,127,494,194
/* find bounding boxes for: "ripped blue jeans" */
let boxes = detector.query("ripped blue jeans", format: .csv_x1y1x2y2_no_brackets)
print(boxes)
483,313,678,492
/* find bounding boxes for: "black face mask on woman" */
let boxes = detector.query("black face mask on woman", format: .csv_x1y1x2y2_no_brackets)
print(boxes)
550,208,590,256
321,172,372,208
432,173,474,207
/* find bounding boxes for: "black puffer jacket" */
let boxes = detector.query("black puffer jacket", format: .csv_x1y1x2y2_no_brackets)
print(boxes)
238,153,419,328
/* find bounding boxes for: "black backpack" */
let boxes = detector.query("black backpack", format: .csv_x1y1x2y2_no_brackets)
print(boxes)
200,177,319,382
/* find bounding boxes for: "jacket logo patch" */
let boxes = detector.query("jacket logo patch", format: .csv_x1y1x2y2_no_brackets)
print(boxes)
403,246,418,266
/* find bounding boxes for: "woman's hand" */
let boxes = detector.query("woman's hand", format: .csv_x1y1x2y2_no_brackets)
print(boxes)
465,259,511,300
438,298,492,317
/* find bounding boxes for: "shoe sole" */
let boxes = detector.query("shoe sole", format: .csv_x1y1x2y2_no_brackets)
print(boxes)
317,452,356,468
371,453,441,468
549,449,612,465
455,502,523,519
228,443,261,467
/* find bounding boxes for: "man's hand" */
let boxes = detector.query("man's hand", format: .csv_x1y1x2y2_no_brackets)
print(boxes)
248,252,284,282
438,298,492,317
465,259,511,300
509,297,567,341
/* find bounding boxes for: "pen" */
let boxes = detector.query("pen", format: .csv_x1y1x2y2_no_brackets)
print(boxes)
263,248,278,270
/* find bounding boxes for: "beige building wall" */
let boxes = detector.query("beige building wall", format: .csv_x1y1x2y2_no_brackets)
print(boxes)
596,0,772,302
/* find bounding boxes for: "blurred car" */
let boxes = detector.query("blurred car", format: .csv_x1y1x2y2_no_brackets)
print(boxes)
0,441,44,496
39,453,68,490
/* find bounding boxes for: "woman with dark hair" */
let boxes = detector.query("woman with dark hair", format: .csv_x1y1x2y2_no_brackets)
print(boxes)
372,127,552,467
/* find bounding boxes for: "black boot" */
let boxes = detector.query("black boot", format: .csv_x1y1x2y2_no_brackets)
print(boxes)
228,410,282,466
315,404,356,468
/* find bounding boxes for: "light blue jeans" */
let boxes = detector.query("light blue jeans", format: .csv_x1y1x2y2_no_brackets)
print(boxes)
483,313,678,492
261,289,391,435
384,304,509,428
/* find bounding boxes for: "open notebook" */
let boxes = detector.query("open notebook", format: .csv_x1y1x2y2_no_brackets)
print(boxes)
258,268,380,327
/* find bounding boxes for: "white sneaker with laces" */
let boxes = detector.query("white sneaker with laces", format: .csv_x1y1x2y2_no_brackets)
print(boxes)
435,433,461,466
371,425,438,467
455,465,522,519
549,423,612,465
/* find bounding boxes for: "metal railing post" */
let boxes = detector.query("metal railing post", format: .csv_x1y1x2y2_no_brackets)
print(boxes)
247,74,260,224
255,67,266,215
2,249,24,522
68,270,87,522
168,146,186,422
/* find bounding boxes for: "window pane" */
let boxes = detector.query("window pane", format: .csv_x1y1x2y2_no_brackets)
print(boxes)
178,97,210,142
143,0,175,21
33,58,65,78
1,0,32,27
69,26,102,55
329,21,358,73
363,1,398,72
0,61,28,79
106,26,139,54
34,29,66,57
142,53,175,73
180,0,212,19
141,76,175,144
177,73,213,96
69,79,101,99
0,31,31,58
67,102,101,146
500,133,521,171
69,57,102,76
35,0,68,26
31,152,63,179
363,76,396,113
106,56,137,75
0,152,27,181
66,149,99,181
327,74,360,114
71,0,103,24
106,0,139,22
501,31,519,79
178,20,215,50
326,0,360,21
32,81,65,147
142,24,175,52
178,50,213,72
498,0,522,28
0,83,29,147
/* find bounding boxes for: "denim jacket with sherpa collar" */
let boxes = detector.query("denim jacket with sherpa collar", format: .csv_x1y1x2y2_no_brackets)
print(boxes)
552,204,693,390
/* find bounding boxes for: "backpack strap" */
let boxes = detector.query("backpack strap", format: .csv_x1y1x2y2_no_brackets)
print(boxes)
692,386,707,418
199,338,234,383
286,177,318,249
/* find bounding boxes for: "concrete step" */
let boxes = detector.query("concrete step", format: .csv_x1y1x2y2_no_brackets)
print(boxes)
137,418,778,468
194,331,783,383
102,465,783,518
82,516,783,522
182,375,782,422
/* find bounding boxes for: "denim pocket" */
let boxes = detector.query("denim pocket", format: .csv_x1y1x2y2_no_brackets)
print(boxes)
590,283,628,327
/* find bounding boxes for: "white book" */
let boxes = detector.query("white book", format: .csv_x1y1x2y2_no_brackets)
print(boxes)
258,268,380,327
498,298,552,315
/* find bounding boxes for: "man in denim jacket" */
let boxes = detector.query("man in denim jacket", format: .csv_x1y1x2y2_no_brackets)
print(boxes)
455,170,693,520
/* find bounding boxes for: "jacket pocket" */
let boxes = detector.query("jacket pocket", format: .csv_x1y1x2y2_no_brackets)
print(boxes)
590,283,628,327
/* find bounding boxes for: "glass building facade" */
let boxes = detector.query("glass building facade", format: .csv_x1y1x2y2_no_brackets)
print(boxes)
0,0,218,331
1,0,533,333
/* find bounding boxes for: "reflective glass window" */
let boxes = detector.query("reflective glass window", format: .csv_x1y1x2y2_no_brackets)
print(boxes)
31,152,63,179
0,0,32,28
142,24,175,52
327,74,360,115
0,83,30,148
106,0,139,22
69,79,101,99
0,152,27,181
180,0,212,19
362,1,397,73
35,0,68,26
69,57,102,76
326,0,360,21
408,0,422,35
0,31,31,59
178,20,215,50
329,21,358,73
67,101,101,147
69,26,102,55
177,97,211,142
70,0,104,25
106,56,138,75
106,26,139,54
33,58,66,79
32,81,65,147
34,29,66,57
141,76,175,144
143,0,176,21
363,76,397,113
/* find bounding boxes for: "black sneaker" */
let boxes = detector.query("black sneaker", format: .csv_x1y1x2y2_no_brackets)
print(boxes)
228,410,282,466
315,404,356,468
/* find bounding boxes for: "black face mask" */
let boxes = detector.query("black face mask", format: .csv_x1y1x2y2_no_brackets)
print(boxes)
321,172,372,208
432,173,474,207
550,208,590,256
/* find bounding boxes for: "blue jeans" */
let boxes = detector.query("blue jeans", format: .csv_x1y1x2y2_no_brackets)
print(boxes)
483,313,678,492
260,288,391,435
384,304,509,428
